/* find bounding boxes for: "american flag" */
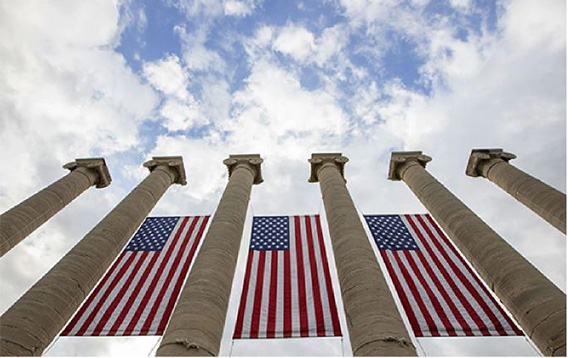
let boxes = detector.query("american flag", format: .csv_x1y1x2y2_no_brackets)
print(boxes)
61,216,209,336
233,215,342,339
364,214,523,337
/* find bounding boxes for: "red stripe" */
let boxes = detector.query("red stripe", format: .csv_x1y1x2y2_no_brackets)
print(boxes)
123,217,190,335
76,253,137,336
419,214,508,335
403,250,457,336
157,216,209,335
250,251,266,338
283,249,292,337
139,216,198,334
381,250,422,336
392,251,440,336
106,252,160,335
91,252,147,336
410,215,491,336
266,251,279,338
304,216,325,336
404,215,474,336
233,249,255,339
422,214,522,335
314,215,341,336
294,216,309,337
61,252,128,335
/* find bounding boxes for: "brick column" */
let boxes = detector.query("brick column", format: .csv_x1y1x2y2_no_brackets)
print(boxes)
0,156,186,356
0,158,111,257
157,154,263,357
308,153,416,356
466,148,566,234
389,151,566,356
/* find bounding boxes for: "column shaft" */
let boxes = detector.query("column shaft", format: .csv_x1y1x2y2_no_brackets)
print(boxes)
481,158,565,233
0,161,180,356
0,159,110,257
157,155,262,356
398,159,566,356
312,155,416,356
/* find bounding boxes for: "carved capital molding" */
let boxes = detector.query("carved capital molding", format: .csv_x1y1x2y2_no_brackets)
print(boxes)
308,152,349,183
388,151,432,181
143,156,187,185
465,148,516,178
63,157,112,188
223,154,264,185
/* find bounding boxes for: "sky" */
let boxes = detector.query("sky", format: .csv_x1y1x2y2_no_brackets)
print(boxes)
0,0,565,356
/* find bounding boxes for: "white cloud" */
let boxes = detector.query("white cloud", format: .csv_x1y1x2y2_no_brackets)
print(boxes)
271,23,350,68
143,55,190,100
273,25,316,62
175,25,226,72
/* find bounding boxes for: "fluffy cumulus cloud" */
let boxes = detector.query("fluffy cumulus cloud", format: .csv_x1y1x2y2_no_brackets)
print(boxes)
143,54,207,131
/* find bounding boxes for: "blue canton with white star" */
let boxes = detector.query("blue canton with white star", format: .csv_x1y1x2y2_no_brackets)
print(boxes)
125,217,180,251
250,216,290,251
364,215,419,251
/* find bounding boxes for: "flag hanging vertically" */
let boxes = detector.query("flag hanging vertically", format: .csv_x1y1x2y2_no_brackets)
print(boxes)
233,215,342,339
364,214,523,338
61,216,209,336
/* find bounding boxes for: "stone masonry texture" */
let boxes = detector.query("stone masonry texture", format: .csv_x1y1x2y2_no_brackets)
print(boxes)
156,154,263,357
0,158,111,257
390,151,566,356
466,149,566,234
0,156,185,356
309,153,417,356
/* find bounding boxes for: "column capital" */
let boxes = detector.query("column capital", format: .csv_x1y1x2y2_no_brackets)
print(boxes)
143,156,187,185
388,151,432,181
223,154,264,185
308,153,349,183
465,148,517,178
63,158,112,188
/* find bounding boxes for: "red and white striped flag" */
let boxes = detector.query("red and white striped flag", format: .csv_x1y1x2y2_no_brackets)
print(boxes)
233,215,342,339
364,214,523,337
61,216,209,336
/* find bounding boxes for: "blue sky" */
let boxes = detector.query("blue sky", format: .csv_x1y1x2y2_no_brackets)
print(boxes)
0,0,565,356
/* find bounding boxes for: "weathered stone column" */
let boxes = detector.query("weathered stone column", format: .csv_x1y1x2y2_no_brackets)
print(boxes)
0,156,186,356
308,153,416,356
389,151,566,356
157,154,263,357
466,148,566,234
0,158,111,257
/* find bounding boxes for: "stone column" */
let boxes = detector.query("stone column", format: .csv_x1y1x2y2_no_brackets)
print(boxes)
466,148,566,234
157,154,263,357
308,153,416,356
0,156,186,356
0,158,111,257
389,151,566,356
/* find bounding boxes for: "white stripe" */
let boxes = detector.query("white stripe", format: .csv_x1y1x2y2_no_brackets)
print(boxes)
396,251,449,335
68,253,131,335
82,252,145,335
275,250,285,338
116,218,185,334
403,215,488,334
419,215,517,334
103,252,155,335
258,251,272,338
148,216,203,334
130,217,192,334
386,250,427,336
401,215,468,335
310,215,334,336
241,251,259,338
289,217,300,337
299,216,317,336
